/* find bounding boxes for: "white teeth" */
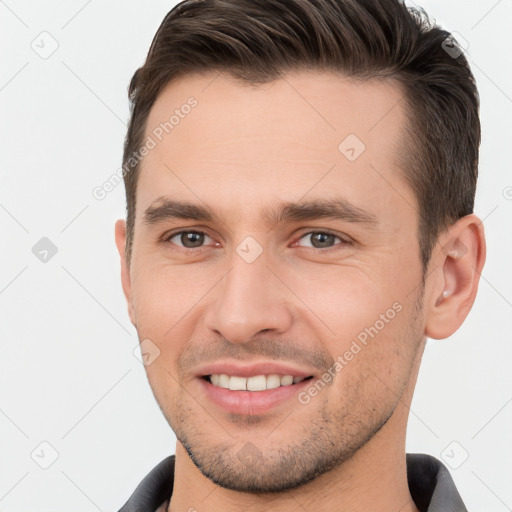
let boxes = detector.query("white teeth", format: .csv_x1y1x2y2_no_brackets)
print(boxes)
218,374,230,388
281,375,294,386
267,374,281,389
209,373,307,391
228,376,246,391
247,375,266,391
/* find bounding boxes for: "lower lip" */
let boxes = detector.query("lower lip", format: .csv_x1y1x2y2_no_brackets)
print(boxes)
198,377,313,415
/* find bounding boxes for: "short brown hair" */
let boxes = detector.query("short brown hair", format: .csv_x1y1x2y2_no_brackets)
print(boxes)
122,0,480,270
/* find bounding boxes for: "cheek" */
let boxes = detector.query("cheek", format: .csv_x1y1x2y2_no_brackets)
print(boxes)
130,266,198,395
131,261,214,334
323,302,421,418
144,358,180,426
286,263,421,383
279,262,402,342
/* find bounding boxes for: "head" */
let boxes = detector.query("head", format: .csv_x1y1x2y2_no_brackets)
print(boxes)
115,0,485,494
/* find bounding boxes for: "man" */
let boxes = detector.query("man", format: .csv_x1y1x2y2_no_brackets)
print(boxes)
114,0,485,510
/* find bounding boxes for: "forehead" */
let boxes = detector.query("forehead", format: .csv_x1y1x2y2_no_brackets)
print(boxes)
136,70,413,227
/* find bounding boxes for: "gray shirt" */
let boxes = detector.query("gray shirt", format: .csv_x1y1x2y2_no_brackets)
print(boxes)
118,453,467,512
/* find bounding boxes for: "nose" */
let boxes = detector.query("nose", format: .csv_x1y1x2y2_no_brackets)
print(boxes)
203,251,294,344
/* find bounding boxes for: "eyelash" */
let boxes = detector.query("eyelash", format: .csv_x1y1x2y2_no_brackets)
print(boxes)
161,229,351,254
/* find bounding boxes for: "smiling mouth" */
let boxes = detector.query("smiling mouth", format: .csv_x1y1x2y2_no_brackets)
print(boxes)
202,374,314,391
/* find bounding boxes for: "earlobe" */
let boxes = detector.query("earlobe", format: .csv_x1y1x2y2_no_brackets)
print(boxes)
425,214,486,340
114,219,136,327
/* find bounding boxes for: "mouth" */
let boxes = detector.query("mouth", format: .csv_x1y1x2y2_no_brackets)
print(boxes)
202,374,314,391
198,373,315,415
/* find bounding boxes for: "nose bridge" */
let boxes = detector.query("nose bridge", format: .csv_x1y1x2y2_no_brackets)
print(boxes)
205,247,293,343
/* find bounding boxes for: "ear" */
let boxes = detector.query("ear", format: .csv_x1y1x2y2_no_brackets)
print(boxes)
424,214,486,340
115,219,136,327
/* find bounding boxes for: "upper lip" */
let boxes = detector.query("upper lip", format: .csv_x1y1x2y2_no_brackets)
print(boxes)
195,361,316,379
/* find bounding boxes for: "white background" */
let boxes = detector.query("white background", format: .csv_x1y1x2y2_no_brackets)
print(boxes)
1,0,511,510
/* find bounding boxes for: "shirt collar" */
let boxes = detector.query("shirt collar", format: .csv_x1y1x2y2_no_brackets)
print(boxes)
118,453,467,512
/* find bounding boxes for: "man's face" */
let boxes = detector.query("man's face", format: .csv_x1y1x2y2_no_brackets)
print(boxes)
119,71,428,492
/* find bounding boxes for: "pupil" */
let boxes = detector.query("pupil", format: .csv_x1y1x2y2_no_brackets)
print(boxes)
182,232,204,248
312,233,334,248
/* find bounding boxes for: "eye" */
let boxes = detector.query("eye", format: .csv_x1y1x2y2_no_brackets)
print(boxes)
166,230,215,249
295,231,347,250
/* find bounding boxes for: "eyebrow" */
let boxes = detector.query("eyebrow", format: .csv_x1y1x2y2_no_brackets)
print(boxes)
142,196,379,229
